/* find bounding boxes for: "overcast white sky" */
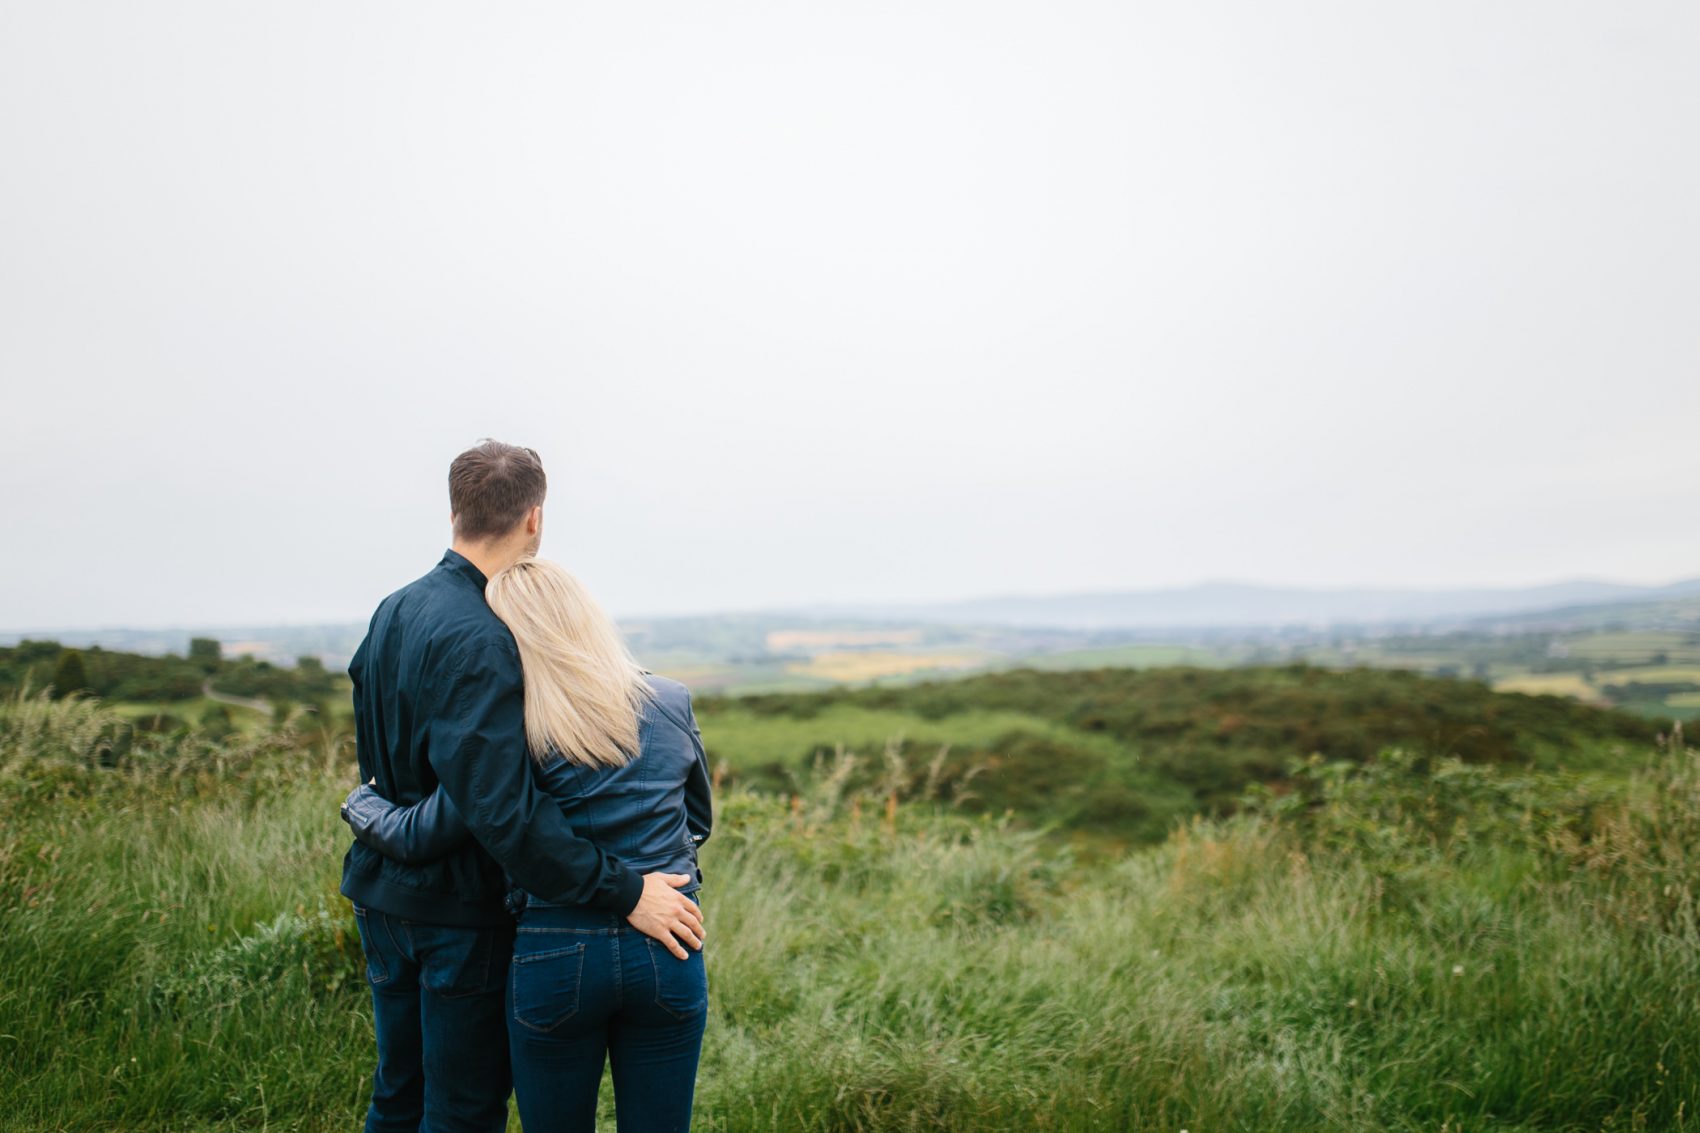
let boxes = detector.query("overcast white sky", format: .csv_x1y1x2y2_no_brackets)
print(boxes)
2,1,1696,630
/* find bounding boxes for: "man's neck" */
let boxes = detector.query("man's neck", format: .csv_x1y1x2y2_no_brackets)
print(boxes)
451,539,524,583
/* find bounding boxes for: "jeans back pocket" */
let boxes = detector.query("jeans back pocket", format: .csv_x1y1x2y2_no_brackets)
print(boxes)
647,940,708,1022
352,904,393,988
412,921,504,1000
510,941,588,1033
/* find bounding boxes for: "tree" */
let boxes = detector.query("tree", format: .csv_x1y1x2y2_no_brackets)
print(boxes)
52,650,88,699
189,637,222,673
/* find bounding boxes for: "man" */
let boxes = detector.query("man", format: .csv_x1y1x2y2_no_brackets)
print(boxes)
341,440,704,1133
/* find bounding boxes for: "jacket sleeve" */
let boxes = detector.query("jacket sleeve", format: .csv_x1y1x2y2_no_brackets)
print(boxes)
341,783,471,865
683,694,713,848
348,634,372,786
428,637,644,915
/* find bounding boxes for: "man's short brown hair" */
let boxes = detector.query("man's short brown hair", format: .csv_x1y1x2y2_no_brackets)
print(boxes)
449,440,547,541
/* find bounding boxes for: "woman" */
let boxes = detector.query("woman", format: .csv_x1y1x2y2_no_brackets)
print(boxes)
341,557,712,1133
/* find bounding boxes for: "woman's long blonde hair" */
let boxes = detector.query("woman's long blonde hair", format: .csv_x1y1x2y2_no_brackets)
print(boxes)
484,557,654,768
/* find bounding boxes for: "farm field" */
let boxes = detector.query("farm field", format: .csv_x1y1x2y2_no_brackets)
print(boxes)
782,648,995,683
656,617,1700,725
9,603,1700,738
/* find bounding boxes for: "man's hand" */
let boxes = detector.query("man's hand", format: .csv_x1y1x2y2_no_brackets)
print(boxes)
626,872,703,960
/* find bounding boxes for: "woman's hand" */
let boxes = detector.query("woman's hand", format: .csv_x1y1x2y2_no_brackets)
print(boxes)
626,872,704,959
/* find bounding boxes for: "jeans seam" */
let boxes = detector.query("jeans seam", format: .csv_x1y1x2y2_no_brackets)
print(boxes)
612,932,623,1008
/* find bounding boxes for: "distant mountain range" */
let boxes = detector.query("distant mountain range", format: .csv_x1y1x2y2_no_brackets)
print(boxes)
7,578,1700,666
785,579,1700,631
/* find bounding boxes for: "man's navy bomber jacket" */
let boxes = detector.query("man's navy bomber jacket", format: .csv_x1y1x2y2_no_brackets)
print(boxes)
339,549,644,926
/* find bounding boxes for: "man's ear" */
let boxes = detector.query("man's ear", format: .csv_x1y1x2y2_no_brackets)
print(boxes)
525,506,542,535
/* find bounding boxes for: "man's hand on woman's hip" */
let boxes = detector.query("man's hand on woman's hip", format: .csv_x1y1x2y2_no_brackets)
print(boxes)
627,872,704,960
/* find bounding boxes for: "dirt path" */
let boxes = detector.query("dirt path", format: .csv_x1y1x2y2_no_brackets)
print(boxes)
201,680,272,714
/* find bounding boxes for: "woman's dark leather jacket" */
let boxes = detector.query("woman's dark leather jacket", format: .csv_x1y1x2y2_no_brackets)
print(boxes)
343,673,712,902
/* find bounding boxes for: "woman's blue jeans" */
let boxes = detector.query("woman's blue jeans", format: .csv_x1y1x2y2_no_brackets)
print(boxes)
507,894,708,1133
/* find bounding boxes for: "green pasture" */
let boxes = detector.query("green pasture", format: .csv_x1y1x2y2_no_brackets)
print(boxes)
695,666,1662,849
109,695,272,730
1018,643,1232,670
6,689,1700,1130
696,703,1139,776
1555,630,1700,663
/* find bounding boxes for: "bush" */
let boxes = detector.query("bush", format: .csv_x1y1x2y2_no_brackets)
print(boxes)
50,651,87,699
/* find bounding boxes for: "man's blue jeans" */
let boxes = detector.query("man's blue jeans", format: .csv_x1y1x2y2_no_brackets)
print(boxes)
507,896,708,1133
352,903,515,1133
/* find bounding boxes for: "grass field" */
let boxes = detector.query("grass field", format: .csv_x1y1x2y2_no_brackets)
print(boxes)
1553,630,1700,664
1019,643,1229,669
108,695,275,731
697,702,1144,772
6,686,1700,1131
694,666,1663,852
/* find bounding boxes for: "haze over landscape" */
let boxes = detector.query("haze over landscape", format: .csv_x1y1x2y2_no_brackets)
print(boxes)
3,0,1697,633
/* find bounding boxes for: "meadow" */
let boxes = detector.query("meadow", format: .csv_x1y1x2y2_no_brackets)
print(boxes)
4,677,1700,1131
694,666,1658,846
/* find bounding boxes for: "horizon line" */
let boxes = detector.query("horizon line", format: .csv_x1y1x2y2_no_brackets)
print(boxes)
4,571,1698,638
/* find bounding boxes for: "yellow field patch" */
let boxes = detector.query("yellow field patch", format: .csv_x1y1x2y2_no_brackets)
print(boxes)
786,650,989,683
219,640,279,660
1494,674,1604,703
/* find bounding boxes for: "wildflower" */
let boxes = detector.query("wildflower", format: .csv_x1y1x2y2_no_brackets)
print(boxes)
1452,964,1464,975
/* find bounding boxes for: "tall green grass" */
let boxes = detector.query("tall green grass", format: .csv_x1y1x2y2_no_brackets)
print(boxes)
3,691,1698,1130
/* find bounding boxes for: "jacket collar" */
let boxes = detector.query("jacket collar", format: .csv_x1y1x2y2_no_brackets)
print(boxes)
438,548,489,592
